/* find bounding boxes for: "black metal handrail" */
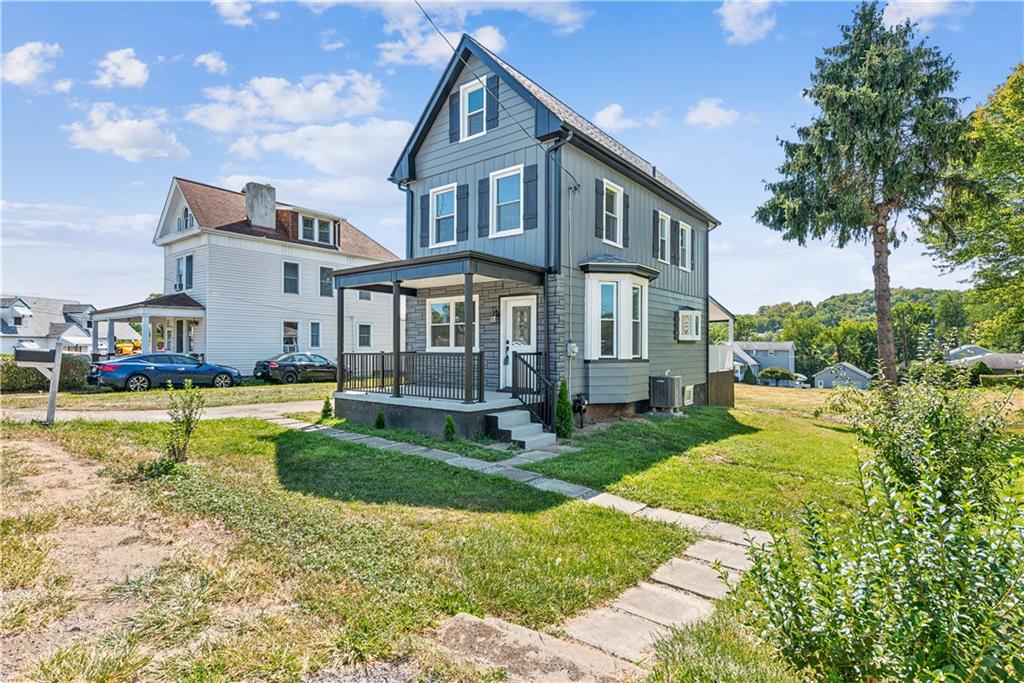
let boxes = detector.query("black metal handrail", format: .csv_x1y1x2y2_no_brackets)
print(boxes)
511,351,554,430
339,351,484,402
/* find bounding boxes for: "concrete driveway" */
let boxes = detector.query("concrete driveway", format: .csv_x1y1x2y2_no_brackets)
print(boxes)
1,400,323,424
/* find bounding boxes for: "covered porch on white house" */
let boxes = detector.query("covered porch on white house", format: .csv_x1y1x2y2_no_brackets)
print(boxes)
708,296,736,407
89,293,205,360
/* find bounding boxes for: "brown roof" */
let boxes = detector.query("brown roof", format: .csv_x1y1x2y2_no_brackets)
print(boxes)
93,293,206,316
174,177,397,261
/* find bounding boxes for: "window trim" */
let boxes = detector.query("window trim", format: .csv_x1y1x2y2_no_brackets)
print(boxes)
631,284,643,359
357,290,372,301
282,261,300,295
584,273,649,361
282,320,300,353
489,164,524,239
677,309,702,342
175,254,194,291
429,183,458,248
601,179,624,248
598,281,618,359
459,81,487,142
684,385,694,406
309,321,321,349
425,294,481,352
319,266,334,298
356,323,372,349
657,211,670,264
678,221,692,272
300,214,334,245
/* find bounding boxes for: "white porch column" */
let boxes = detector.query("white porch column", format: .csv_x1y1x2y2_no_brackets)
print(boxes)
727,319,734,343
91,321,99,357
106,320,115,358
141,315,151,353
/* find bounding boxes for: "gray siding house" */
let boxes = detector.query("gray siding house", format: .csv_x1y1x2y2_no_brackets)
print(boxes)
813,362,872,389
735,341,795,377
332,35,719,437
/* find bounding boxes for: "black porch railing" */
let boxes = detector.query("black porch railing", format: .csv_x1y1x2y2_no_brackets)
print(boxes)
339,351,484,403
511,351,554,430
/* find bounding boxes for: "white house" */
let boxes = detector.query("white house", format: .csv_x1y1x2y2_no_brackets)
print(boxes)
90,178,400,374
1,295,138,355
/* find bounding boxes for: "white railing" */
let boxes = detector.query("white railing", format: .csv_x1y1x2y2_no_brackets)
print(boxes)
709,343,733,373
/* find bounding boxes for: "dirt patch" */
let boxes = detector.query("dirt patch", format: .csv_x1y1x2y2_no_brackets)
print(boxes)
703,451,737,466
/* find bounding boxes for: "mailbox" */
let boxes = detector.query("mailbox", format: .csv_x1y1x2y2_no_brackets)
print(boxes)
14,348,57,364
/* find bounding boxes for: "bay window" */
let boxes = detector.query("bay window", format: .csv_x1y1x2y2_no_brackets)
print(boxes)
631,285,643,358
600,282,617,358
585,273,648,360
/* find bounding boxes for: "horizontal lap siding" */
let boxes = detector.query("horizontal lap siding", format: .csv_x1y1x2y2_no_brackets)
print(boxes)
163,237,208,305
586,362,650,403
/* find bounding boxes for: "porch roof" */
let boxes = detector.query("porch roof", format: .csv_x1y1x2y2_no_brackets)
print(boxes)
332,250,546,294
91,293,205,321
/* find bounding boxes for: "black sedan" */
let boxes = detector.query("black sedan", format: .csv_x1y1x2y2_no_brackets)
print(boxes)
91,354,243,392
254,353,336,383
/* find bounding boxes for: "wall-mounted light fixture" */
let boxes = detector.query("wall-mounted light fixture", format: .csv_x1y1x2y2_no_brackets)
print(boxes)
489,307,499,324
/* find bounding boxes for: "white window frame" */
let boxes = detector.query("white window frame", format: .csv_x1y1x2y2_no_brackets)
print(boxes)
598,281,617,359
282,261,300,295
631,284,643,359
178,206,194,231
459,81,487,142
489,164,524,238
358,290,372,301
282,320,299,353
677,309,702,342
300,214,334,245
684,385,694,406
175,254,193,291
309,321,321,349
657,211,670,264
357,323,372,348
426,295,480,352
678,221,692,272
601,179,624,248
429,183,458,248
584,273,648,361
319,266,334,298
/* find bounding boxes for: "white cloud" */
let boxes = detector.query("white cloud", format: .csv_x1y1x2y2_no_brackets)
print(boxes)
52,78,73,93
91,48,149,88
261,8,280,20
65,103,190,162
593,104,641,133
715,1,777,45
320,30,346,52
2,41,61,86
685,98,743,128
2,202,158,236
882,1,973,31
508,2,590,35
212,1,253,26
194,51,228,74
185,70,385,132
377,10,507,69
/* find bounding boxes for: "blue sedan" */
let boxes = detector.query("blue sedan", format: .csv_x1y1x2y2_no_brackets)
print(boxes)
90,353,243,392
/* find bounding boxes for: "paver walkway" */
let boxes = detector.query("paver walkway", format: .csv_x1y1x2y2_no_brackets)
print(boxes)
266,416,773,680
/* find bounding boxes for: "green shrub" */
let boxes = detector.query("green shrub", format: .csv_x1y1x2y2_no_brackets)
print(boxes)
164,380,205,465
742,366,757,385
967,360,993,386
443,415,456,442
758,367,796,385
374,409,385,430
320,396,332,420
555,379,573,439
0,354,90,392
904,359,962,387
980,374,1024,388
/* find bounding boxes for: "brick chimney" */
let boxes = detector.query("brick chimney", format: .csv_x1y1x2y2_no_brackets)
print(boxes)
243,182,276,229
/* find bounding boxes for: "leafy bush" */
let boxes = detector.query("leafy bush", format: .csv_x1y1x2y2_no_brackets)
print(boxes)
164,380,205,465
759,367,797,385
555,379,573,438
374,409,385,430
742,366,757,385
968,360,993,386
980,374,1024,388
0,354,90,392
443,414,456,442
904,359,961,387
320,396,332,420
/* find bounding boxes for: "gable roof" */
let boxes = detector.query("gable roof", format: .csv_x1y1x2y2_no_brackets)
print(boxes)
391,34,718,227
737,341,796,352
952,352,1024,372
732,346,759,367
173,178,397,261
946,344,992,361
813,362,873,379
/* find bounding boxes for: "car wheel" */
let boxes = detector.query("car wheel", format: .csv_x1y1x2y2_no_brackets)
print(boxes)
126,374,151,392
213,372,232,388
283,371,298,384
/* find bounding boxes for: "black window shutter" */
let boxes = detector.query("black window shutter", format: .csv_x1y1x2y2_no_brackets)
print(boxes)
486,75,499,130
448,92,460,143
523,164,538,230
420,194,430,247
456,183,469,241
670,220,680,265
477,178,490,237
652,210,660,258
691,228,696,271
622,193,630,247
594,179,604,238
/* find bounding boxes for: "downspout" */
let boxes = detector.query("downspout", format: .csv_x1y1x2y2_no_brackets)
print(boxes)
543,130,573,388
398,181,414,260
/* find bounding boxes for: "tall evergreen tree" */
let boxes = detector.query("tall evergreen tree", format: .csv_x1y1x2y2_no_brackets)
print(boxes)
755,2,965,382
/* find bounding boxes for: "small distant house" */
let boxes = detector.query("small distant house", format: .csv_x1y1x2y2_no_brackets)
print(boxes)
732,345,759,381
0,295,138,354
951,352,1024,376
734,341,795,379
946,344,991,362
813,362,872,389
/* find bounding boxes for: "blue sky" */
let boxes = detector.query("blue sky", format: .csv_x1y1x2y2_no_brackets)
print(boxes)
2,1,1021,312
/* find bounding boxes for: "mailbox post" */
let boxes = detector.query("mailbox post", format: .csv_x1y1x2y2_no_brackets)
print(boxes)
13,341,63,426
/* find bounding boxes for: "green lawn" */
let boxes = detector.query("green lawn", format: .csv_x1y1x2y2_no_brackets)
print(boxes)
3,418,691,679
1,380,335,410
525,385,861,533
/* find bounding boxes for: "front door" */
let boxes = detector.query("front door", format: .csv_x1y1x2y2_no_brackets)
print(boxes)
175,320,185,353
500,295,537,389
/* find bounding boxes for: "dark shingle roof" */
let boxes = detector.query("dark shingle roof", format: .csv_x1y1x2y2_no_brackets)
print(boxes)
93,293,205,316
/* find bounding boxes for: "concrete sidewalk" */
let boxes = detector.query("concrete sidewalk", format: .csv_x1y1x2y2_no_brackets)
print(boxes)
1,400,323,424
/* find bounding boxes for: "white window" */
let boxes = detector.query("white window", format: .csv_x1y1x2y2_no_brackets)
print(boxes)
426,295,480,351
602,179,623,247
490,165,523,237
677,310,702,341
358,290,372,301
283,321,299,352
584,274,648,361
679,221,692,272
631,285,643,358
429,184,457,248
12,315,23,326
283,262,300,295
766,349,776,356
309,321,321,348
319,267,333,298
178,206,194,231
301,215,334,245
357,323,372,348
684,385,694,406
176,254,193,291
460,81,486,141
599,282,617,358
657,212,670,263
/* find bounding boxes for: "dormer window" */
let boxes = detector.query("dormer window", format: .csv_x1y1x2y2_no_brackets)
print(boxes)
460,82,486,141
178,206,194,231
300,215,334,245
12,315,23,326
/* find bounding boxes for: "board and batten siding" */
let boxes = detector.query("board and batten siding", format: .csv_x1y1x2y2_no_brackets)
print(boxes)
556,145,710,404
408,55,548,267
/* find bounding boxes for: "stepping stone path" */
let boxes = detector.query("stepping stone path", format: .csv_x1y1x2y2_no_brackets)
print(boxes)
265,416,772,681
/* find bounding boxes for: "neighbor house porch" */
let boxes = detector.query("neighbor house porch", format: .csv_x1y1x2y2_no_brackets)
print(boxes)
90,293,205,360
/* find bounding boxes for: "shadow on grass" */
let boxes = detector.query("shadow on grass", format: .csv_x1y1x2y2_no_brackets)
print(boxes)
530,406,759,490
271,429,564,514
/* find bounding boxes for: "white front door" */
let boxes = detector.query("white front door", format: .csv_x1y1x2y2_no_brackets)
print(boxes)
500,295,537,388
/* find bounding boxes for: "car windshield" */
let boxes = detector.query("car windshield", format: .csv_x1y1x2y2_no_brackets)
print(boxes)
309,354,331,364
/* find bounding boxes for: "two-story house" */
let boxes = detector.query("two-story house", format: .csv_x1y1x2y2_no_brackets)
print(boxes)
332,35,723,442
733,341,796,381
90,178,398,374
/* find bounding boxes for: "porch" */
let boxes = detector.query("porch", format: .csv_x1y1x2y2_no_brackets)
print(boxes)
90,293,205,360
708,296,736,407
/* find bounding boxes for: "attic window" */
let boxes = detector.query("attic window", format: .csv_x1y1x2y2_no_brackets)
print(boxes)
13,315,23,326
460,82,486,141
301,215,334,245
178,206,194,231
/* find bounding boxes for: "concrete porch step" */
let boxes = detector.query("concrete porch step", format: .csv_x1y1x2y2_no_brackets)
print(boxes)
516,431,557,450
489,409,533,429
433,613,640,682
487,409,558,449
